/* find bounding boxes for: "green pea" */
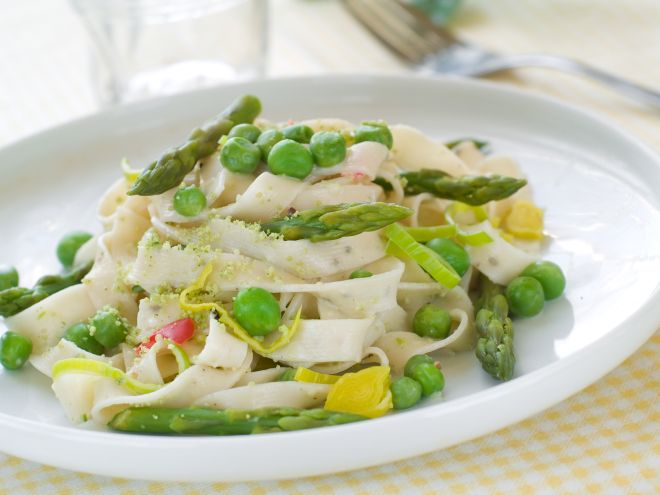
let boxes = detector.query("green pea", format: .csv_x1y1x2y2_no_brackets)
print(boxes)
310,131,347,167
233,287,281,337
403,354,434,379
521,261,566,300
282,124,314,144
0,331,32,370
220,136,261,174
426,238,470,277
409,362,445,397
90,309,129,348
63,322,104,355
413,304,452,339
349,270,373,279
173,186,207,217
228,123,262,143
267,139,314,180
411,362,445,396
506,276,545,317
390,376,423,410
0,265,19,291
56,231,93,268
256,129,285,160
354,121,393,149
278,368,297,381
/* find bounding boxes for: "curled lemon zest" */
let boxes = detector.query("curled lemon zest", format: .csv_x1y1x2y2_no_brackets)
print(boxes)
179,264,301,354
324,366,393,418
294,367,340,385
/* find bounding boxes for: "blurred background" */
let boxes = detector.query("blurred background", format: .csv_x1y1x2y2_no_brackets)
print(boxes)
1,0,659,148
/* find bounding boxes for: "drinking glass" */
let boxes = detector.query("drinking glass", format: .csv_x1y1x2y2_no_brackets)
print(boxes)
70,0,268,105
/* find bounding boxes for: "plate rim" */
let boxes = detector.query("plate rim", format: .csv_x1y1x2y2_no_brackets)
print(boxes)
0,74,658,481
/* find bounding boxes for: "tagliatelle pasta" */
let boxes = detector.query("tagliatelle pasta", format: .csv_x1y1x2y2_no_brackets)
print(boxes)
0,94,565,435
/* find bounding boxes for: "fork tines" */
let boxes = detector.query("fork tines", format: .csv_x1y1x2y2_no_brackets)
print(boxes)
343,0,456,64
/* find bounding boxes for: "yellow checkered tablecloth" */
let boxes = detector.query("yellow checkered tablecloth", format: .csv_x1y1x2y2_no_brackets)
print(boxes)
0,0,659,493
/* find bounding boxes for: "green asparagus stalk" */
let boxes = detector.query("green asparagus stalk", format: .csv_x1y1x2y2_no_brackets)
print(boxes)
108,406,367,435
474,275,515,381
127,94,262,196
0,261,93,318
261,202,413,242
401,169,526,206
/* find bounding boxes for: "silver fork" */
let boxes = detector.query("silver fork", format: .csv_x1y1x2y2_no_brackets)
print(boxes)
344,0,660,108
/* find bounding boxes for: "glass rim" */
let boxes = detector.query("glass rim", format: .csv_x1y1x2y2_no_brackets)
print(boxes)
70,0,255,19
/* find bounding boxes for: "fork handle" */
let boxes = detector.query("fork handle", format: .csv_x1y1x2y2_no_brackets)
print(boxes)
454,53,660,109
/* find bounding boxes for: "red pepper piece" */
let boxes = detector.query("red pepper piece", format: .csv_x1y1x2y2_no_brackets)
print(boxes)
136,318,195,355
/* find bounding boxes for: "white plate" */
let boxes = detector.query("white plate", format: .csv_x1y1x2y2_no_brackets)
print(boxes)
0,75,659,482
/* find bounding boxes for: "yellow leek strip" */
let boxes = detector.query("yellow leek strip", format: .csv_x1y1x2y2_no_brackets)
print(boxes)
324,366,393,419
502,201,544,240
444,201,489,224
384,223,460,288
404,224,457,242
500,231,515,243
294,367,340,385
166,340,191,375
121,158,142,183
179,264,301,354
456,229,493,246
52,358,161,394
444,202,493,246
385,240,408,259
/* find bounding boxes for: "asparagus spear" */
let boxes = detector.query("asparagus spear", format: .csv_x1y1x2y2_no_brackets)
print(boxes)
0,261,93,318
261,202,413,242
127,94,262,196
108,406,367,435
401,169,526,206
474,275,515,381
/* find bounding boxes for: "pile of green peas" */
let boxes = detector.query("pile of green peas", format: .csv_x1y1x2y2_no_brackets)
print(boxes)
171,120,393,216
390,354,445,410
219,120,393,181
506,261,566,317
63,307,130,355
0,230,95,370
